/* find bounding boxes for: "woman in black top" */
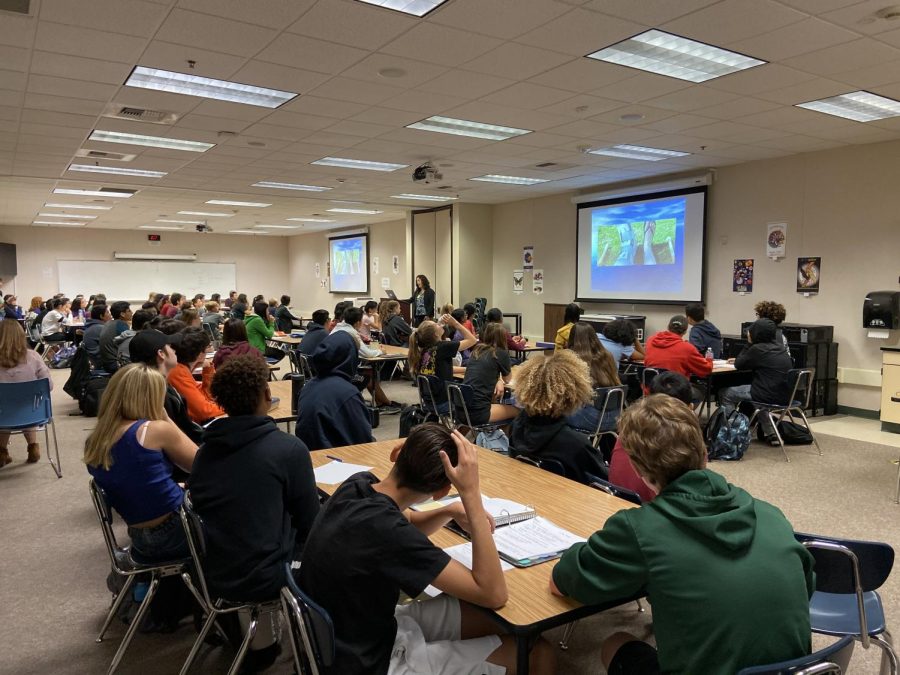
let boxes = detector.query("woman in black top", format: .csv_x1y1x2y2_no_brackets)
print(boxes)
230,293,248,321
462,323,518,426
408,275,435,327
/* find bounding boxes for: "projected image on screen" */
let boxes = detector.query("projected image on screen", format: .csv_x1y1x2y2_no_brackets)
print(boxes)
593,197,683,268
329,234,369,294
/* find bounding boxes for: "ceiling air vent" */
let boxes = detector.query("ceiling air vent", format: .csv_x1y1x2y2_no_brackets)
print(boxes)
0,0,31,15
75,149,137,162
102,103,179,125
532,162,577,172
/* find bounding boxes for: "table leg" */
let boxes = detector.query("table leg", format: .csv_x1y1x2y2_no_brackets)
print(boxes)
516,633,531,675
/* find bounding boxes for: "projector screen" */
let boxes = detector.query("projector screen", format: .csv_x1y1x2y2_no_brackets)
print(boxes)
329,233,369,294
575,186,707,304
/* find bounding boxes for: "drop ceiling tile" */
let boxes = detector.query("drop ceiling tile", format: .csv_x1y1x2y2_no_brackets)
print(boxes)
308,77,405,106
545,118,623,139
298,131,367,149
417,70,515,101
783,39,900,76
589,104,675,127
287,0,415,49
821,0,900,35
582,0,719,24
237,123,313,142
381,23,503,67
755,134,848,152
728,18,859,62
262,109,336,131
516,8,644,57
35,22,147,63
176,0,316,28
377,127,493,150
535,93,624,118
595,72,691,103
480,82,577,110
380,89,470,115
0,12,35,49
0,69,27,92
462,43,573,80
642,113,719,133
349,107,425,128
731,107,812,130
505,131,584,149
692,96,781,121
778,0,862,11
30,51,133,87
340,54,448,90
27,74,118,102
429,0,571,40
0,46,29,73
189,99,276,122
138,42,248,80
258,34,369,75
662,0,806,45
831,59,900,88
0,106,18,123
22,109,97,130
688,121,790,144
642,86,741,113
156,9,279,58
528,59,635,94
19,122,88,140
109,87,202,114
229,61,329,95
438,101,571,132
755,76,855,105
40,0,170,38
706,64,816,96
877,26,900,49
709,144,787,160
325,120,394,139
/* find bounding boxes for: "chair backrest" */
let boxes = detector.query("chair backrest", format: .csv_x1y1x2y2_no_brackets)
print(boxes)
512,453,566,478
786,368,815,408
795,532,894,593
289,351,313,379
202,322,218,346
89,479,125,568
588,476,643,506
736,634,853,674
282,563,335,673
179,493,214,606
0,378,53,427
594,385,626,420
446,383,475,429
417,375,443,417
640,367,663,392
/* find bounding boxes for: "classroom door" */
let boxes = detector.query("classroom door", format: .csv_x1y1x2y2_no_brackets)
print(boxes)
412,206,453,308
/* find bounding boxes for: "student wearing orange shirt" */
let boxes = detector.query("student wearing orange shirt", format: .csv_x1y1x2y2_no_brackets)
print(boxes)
166,327,223,424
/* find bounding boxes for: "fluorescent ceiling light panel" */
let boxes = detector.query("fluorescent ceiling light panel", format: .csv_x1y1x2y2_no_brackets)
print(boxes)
587,29,765,83
390,193,458,202
140,224,183,230
587,144,690,161
177,211,233,217
230,229,268,235
68,163,167,178
469,174,548,185
254,224,302,229
89,129,214,152
251,181,332,192
157,219,204,225
795,91,900,122
205,199,272,207
125,66,297,109
287,217,334,223
311,157,407,172
38,213,96,219
355,0,448,17
44,203,112,210
407,115,531,141
33,221,85,227
53,188,133,198
327,208,383,215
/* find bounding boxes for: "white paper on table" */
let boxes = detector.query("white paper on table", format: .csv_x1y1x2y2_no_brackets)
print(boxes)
313,461,373,485
411,494,533,524
712,360,735,370
492,517,585,562
423,543,513,597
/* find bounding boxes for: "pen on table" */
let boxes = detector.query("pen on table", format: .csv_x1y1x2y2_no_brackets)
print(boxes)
325,455,343,463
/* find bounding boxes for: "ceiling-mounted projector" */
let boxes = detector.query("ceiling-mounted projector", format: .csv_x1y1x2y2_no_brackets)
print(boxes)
412,162,442,184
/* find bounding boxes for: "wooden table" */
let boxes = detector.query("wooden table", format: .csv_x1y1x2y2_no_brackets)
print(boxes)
271,334,303,345
310,440,637,674
359,343,409,406
267,379,296,425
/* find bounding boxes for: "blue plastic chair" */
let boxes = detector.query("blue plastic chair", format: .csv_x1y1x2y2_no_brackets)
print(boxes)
737,635,854,674
281,563,335,675
0,378,61,478
795,532,898,674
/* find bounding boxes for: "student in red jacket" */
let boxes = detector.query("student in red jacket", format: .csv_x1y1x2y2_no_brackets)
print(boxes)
644,315,712,380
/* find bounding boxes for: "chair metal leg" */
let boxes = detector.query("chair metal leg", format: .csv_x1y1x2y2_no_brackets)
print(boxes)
281,596,305,675
107,574,159,675
97,575,135,643
635,599,645,612
558,621,577,650
228,608,259,675
48,418,62,478
895,456,900,504
794,409,822,456
180,607,219,675
872,632,898,675
768,412,790,462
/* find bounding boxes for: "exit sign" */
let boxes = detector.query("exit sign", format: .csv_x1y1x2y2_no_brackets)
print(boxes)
147,234,161,241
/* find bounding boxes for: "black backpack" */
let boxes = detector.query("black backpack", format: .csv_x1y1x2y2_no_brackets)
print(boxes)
81,376,111,417
705,408,751,461
399,405,437,438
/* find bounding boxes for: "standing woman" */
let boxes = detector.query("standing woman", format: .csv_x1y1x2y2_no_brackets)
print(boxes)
0,319,52,466
408,274,435,327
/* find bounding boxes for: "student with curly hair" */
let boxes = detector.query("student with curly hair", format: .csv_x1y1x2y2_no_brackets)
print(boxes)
509,351,608,484
754,300,790,354
599,318,645,363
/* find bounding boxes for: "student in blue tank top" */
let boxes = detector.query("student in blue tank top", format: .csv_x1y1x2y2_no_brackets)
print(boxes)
84,363,198,563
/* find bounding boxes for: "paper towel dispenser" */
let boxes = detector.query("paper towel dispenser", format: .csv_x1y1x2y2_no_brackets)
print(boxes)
863,291,900,329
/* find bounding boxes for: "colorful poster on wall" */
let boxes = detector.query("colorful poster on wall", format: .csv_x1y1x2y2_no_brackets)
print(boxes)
532,268,544,295
372,256,379,274
796,256,821,294
523,245,534,270
733,259,753,293
513,269,524,294
315,262,320,278
766,222,786,259
392,255,399,275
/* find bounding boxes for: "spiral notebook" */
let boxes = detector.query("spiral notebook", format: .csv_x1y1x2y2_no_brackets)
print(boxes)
412,494,536,528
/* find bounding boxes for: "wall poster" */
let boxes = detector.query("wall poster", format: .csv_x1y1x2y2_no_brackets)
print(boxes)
766,222,786,259
532,268,544,295
513,269,524,294
523,245,534,270
733,259,753,293
796,256,821,294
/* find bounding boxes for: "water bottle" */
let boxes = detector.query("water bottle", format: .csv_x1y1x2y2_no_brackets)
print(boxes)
79,309,85,322
290,373,305,415
705,347,714,361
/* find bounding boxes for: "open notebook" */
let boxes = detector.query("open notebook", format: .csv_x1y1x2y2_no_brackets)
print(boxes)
411,494,536,528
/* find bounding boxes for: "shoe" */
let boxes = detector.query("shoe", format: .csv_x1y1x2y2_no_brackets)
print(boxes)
0,448,10,467
26,443,41,463
378,404,401,415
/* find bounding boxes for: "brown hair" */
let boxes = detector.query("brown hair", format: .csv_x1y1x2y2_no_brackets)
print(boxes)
391,423,458,494
211,354,269,416
379,299,400,328
471,322,506,360
754,300,786,325
0,319,28,369
179,309,200,326
515,350,593,417
408,320,442,375
568,322,620,388
618,394,705,489
205,301,219,312
29,296,43,310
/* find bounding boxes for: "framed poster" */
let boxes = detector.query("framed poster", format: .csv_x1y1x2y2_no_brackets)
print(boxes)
733,259,753,293
796,256,821,293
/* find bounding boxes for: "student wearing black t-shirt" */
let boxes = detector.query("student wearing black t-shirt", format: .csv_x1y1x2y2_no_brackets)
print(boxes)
408,315,477,411
462,322,518,426
298,424,555,675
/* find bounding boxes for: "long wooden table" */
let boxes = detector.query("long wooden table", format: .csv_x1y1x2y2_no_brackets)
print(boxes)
310,440,638,674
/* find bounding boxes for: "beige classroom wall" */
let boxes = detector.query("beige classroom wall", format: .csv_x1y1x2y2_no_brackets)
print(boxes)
286,218,407,316
492,140,900,413
453,202,493,308
0,224,290,301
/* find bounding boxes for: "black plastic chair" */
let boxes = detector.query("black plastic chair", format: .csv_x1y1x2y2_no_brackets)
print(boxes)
737,635,854,674
571,385,626,449
512,453,566,478
749,368,821,463
417,375,450,427
288,350,314,380
446,383,505,441
588,476,643,506
640,366,664,394
280,563,335,675
795,532,897,673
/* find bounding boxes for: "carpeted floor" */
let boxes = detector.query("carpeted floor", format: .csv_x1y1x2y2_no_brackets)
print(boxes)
1,365,897,674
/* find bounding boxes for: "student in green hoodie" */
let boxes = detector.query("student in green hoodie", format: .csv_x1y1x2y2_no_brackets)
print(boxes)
551,394,815,675
244,301,275,353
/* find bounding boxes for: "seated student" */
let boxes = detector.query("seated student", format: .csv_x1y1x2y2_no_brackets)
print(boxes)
608,371,692,503
299,425,555,675
84,364,197,563
201,301,224,331
566,322,622,432
157,318,186,335
82,304,110,368
230,293,248,321
212,319,260,369
116,308,154,367
129,329,203,444
299,309,330,358
359,300,379,340
485,307,527,352
331,306,396,410
191,294,205,315
599,318,644,363
554,302,583,351
449,308,473,365
295,331,373,450
719,318,793,443
409,315,477,413
273,294,300,333
244,301,275,353
3,294,23,320
99,301,133,373
754,300,791,354
378,300,412,347
462,322,518,425
25,296,42,324
462,302,477,334
328,300,352,332
176,308,201,328
163,293,182,319
509,350,608,484
41,297,70,343
223,290,236,309
645,315,713,381
685,302,722,358
550,394,814,674
167,327,224,424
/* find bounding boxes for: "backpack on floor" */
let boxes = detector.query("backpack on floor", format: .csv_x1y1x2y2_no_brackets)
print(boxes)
80,376,111,417
706,408,751,461
50,344,77,369
399,405,437,438
777,419,814,445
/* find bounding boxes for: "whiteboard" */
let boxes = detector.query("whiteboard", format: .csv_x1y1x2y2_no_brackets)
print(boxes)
57,260,237,302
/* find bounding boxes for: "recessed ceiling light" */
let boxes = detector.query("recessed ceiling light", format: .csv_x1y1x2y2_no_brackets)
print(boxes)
795,90,900,122
38,213,97,219
89,130,214,152
327,208,384,215
53,188,134,198
407,116,532,141
287,217,334,223
44,202,113,210
125,66,298,108
378,67,407,79
177,211,234,217
469,175,549,185
587,29,765,83
355,0,449,17
33,221,85,227
254,224,302,229
68,163,167,178
206,199,272,207
140,224,183,230
251,181,332,192
587,144,690,161
390,193,458,202
312,157,407,172
157,219,204,225
619,113,644,122
230,229,269,235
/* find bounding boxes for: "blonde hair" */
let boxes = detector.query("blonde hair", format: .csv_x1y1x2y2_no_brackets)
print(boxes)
408,320,442,375
0,319,28,369
83,364,167,470
205,300,219,312
515,350,593,417
618,394,705,489
439,302,454,316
